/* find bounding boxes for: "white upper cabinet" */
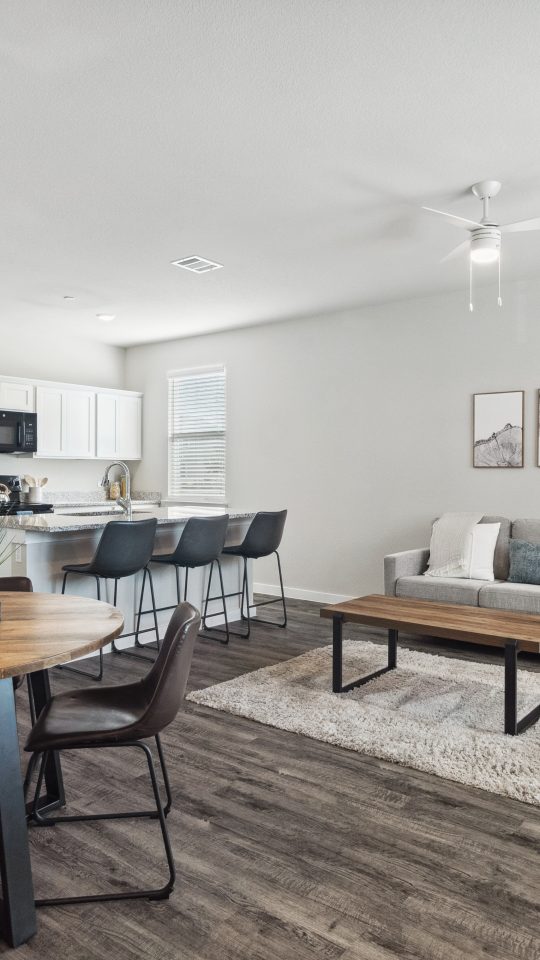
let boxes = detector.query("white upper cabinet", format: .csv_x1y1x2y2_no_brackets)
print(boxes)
36,387,96,458
96,393,142,460
0,380,34,412
63,390,96,458
35,387,63,456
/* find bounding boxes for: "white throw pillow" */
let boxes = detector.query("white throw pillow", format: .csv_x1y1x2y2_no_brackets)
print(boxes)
468,522,500,581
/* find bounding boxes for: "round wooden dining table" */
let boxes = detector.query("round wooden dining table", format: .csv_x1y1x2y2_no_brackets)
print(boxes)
0,592,124,949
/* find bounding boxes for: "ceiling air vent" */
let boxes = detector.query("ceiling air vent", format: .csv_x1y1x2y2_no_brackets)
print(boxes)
171,256,223,273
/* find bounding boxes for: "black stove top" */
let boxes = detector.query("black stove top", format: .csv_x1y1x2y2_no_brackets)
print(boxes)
0,502,54,516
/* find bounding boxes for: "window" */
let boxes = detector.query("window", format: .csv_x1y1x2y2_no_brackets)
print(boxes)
168,365,226,503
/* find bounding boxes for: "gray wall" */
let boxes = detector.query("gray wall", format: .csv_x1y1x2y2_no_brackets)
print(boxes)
125,277,540,599
0,332,125,490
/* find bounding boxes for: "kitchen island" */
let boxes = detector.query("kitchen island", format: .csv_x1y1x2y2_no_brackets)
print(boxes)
1,506,255,657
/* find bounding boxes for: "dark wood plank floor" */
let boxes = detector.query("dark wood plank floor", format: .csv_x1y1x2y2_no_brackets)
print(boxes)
5,598,540,959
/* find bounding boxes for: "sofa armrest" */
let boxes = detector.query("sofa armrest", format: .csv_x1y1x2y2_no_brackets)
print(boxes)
384,548,430,596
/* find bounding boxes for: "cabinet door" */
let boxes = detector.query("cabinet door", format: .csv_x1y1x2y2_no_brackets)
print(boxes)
0,381,34,412
63,390,96,458
116,395,142,460
35,387,63,456
96,394,117,459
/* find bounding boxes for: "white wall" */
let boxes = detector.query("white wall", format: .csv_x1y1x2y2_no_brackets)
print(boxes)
125,276,540,599
0,332,125,489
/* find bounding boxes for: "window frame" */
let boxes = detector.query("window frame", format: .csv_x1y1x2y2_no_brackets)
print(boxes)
166,364,227,506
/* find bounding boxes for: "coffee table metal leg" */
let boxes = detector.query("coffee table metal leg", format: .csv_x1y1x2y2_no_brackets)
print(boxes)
504,639,540,735
332,617,397,694
0,678,37,947
388,629,398,669
332,614,344,693
504,641,517,735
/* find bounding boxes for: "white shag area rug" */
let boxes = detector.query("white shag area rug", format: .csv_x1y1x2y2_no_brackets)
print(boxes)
188,639,540,805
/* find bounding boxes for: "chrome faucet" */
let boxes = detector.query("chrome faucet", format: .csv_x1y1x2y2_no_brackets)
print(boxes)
101,461,132,519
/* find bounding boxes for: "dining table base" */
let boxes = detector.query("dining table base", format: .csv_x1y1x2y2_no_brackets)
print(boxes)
0,677,37,948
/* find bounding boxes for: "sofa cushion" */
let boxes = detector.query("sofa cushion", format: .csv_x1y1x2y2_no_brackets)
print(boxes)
396,576,483,606
430,516,510,580
508,539,540,585
479,581,540,615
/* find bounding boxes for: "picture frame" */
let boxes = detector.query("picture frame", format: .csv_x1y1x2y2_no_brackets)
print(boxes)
473,390,524,468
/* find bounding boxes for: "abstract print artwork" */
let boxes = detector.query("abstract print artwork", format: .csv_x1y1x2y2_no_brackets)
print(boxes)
473,391,524,468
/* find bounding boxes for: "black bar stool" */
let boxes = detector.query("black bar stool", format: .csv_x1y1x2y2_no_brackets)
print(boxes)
148,514,230,648
204,509,287,640
58,518,159,680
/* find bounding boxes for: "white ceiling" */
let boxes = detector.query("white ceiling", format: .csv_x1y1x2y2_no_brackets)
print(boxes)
2,1,540,347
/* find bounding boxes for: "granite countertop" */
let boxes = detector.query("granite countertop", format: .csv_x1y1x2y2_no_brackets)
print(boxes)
4,506,254,534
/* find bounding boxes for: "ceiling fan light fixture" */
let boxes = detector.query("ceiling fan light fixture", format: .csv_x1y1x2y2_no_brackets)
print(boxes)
469,228,501,264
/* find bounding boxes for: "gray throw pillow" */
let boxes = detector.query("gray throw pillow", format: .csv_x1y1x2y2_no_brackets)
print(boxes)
508,539,540,585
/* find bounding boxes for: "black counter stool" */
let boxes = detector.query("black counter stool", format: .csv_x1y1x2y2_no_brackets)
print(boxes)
203,509,287,641
25,602,200,907
149,514,230,648
58,518,159,680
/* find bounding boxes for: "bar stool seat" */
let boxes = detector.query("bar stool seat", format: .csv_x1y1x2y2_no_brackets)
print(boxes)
204,509,287,640
59,518,159,680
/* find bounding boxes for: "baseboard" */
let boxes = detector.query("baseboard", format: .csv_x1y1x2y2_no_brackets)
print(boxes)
253,582,354,605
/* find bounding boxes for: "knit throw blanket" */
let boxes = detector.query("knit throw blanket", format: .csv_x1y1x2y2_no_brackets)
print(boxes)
425,512,484,578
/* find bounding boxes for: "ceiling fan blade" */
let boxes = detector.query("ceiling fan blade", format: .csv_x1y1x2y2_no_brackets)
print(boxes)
502,217,540,233
440,239,470,262
422,206,484,230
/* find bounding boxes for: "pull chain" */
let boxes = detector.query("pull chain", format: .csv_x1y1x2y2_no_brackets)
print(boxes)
498,250,502,307
469,258,474,312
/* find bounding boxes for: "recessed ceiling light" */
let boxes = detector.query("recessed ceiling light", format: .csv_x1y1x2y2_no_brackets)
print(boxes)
96,313,116,322
171,256,223,273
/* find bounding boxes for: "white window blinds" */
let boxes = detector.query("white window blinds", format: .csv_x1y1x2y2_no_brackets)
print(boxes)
168,366,226,503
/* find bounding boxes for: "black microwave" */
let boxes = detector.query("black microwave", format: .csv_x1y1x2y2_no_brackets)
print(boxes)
0,410,37,454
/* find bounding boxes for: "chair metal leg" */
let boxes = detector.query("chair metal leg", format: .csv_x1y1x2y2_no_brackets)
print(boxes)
175,564,181,604
155,735,172,816
31,741,176,906
57,575,104,681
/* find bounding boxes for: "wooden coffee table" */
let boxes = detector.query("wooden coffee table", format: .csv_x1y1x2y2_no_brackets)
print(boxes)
320,594,540,736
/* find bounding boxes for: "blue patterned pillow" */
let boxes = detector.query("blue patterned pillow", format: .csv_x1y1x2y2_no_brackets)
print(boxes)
508,539,540,585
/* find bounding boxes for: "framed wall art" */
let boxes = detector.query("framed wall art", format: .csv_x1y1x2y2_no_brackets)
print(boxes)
473,390,524,468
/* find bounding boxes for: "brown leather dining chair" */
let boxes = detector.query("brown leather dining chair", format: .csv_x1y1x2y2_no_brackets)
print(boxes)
25,601,201,908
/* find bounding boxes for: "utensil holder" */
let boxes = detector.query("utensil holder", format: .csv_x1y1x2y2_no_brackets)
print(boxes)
27,486,43,503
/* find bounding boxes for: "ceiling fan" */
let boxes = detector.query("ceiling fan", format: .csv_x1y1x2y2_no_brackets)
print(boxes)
422,180,540,309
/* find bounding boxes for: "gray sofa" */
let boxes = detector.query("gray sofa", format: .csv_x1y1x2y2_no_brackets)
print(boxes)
384,516,540,615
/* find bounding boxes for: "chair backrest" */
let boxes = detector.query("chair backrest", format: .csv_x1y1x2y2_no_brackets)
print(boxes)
0,576,33,592
88,518,158,578
238,510,287,558
132,602,201,738
170,515,229,567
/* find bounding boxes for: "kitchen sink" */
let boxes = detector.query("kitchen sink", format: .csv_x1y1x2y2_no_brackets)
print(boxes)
57,505,158,517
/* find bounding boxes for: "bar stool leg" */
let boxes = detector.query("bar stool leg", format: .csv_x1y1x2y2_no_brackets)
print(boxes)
58,574,104,681
243,551,287,629
114,567,160,662
175,565,181,604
